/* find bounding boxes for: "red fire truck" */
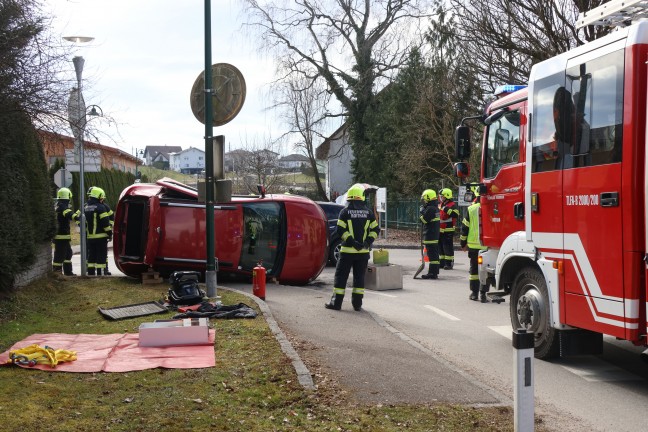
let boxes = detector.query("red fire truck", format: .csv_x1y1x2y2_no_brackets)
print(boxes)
454,1,648,359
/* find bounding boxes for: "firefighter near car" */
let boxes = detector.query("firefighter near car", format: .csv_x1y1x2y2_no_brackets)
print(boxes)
453,1,648,360
252,261,266,301
325,184,380,311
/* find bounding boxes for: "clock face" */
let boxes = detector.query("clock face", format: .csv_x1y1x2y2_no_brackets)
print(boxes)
190,63,246,126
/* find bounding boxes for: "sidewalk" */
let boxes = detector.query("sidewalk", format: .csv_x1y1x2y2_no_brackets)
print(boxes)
254,283,506,405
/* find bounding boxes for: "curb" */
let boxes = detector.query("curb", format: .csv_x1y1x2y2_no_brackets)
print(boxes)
217,286,316,391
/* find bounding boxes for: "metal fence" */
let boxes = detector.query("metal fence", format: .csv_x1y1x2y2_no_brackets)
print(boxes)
382,199,468,231
385,199,420,230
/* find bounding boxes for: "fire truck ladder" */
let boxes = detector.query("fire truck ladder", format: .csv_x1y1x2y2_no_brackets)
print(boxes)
577,0,648,29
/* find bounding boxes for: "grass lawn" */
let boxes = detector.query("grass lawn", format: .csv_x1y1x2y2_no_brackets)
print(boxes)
0,275,525,431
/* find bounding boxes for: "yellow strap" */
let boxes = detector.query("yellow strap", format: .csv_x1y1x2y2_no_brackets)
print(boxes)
7,344,77,367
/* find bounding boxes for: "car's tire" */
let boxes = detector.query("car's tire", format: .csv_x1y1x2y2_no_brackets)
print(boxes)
329,239,342,266
510,266,560,359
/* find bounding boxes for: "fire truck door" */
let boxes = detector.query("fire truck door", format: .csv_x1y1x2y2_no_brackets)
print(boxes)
560,52,625,335
481,107,525,248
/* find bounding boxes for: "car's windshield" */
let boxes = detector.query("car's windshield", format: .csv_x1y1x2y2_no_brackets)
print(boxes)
239,202,282,273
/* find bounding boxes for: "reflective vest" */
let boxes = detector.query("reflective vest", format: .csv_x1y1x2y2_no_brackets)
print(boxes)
460,202,485,250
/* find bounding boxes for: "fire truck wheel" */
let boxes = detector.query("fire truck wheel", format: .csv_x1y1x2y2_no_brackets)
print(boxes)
510,266,560,359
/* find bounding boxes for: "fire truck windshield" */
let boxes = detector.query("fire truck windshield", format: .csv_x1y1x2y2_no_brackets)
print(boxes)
485,110,521,178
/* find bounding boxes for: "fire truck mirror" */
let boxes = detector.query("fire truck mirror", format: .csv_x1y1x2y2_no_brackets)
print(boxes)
454,125,471,160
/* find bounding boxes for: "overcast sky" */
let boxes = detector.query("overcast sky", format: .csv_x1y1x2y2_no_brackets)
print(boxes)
45,0,298,157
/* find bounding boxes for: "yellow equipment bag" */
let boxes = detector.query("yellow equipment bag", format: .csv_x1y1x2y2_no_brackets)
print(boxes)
373,248,389,265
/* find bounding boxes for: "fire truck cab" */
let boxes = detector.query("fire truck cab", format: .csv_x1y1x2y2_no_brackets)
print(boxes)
454,1,648,359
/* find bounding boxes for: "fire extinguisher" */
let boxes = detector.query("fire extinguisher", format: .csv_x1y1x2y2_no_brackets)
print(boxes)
252,261,266,300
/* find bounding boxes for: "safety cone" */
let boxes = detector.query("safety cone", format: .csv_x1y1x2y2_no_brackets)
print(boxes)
422,247,429,262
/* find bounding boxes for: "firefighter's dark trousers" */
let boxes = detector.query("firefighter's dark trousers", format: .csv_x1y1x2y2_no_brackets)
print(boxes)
331,252,369,309
53,239,73,275
424,241,440,277
87,237,108,275
468,249,488,294
440,231,455,268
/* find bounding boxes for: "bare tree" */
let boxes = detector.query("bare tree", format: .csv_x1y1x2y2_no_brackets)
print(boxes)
242,0,433,181
233,135,285,194
433,0,610,91
0,0,77,131
272,72,331,200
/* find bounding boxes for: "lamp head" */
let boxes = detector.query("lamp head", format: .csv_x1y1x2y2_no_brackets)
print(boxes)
63,36,94,43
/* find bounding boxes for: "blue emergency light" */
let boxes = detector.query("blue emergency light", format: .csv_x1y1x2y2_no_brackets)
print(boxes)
494,84,527,96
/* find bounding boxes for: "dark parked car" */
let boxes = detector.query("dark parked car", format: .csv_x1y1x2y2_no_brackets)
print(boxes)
316,201,345,265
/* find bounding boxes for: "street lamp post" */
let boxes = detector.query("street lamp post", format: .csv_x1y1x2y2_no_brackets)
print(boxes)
64,36,94,277
68,56,88,276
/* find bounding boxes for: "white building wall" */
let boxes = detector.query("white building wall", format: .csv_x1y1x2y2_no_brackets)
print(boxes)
170,148,205,173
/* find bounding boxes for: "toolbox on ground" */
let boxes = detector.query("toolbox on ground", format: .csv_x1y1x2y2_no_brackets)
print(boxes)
365,264,403,291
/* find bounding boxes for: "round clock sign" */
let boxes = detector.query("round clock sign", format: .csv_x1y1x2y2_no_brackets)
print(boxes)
190,63,246,126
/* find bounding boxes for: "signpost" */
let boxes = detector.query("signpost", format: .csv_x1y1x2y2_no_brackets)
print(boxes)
54,168,73,188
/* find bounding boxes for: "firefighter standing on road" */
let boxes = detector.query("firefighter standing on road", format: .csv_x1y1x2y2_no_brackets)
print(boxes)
53,187,80,276
84,186,112,276
87,186,114,275
439,188,459,270
460,190,489,302
419,189,440,279
326,184,379,311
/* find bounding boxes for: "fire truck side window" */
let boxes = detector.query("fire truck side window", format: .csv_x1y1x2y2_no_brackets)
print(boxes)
532,50,623,172
565,50,624,167
484,110,520,179
531,74,563,172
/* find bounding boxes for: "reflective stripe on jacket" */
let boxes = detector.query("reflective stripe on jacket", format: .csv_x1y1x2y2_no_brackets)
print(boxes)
54,200,78,240
84,197,112,239
439,200,459,233
336,201,379,254
460,202,485,250
419,200,439,244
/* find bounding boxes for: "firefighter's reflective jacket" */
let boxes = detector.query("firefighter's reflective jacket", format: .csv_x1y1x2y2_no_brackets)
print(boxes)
439,199,459,233
84,197,112,239
336,200,379,254
460,201,486,250
54,200,79,241
420,200,440,244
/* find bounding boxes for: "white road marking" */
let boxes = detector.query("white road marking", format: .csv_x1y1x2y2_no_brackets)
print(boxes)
559,358,641,382
488,326,641,382
424,305,460,321
367,292,398,298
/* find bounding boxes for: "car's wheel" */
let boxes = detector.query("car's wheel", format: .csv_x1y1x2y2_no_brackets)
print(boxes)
329,239,342,265
510,266,560,359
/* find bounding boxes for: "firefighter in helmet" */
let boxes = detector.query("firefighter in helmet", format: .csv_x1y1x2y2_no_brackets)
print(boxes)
460,187,489,302
84,186,112,276
326,184,380,311
53,187,80,276
438,188,459,270
87,186,114,275
419,189,440,279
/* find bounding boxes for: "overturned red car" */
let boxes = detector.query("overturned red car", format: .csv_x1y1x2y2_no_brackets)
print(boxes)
113,178,328,285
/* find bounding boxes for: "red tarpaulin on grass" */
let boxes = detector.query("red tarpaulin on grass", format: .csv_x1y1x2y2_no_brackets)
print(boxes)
0,330,215,372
